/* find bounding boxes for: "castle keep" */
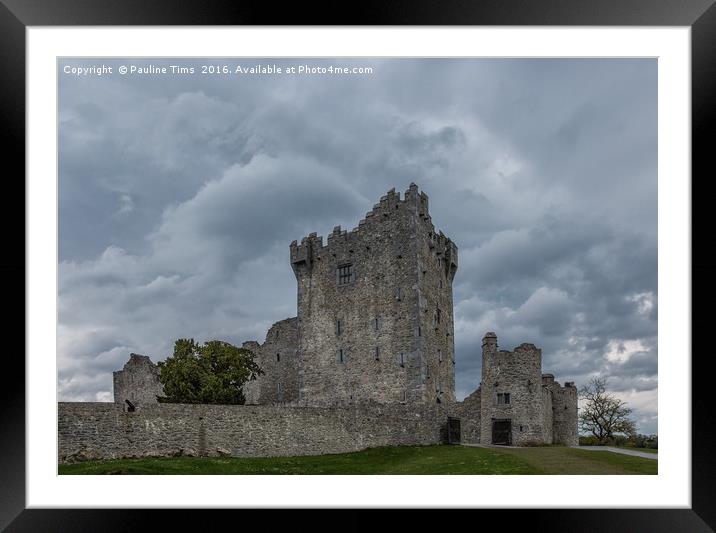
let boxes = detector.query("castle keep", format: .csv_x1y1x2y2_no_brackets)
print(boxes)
58,184,578,463
290,183,457,406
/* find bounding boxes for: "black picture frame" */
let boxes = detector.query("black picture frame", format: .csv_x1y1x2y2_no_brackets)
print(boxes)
3,1,713,530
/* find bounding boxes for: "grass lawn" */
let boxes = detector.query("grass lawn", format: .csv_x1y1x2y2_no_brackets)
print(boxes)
59,445,657,475
614,446,658,454
496,446,657,475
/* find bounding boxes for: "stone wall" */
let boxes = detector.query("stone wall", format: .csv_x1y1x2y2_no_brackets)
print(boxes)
549,380,579,445
113,354,164,406
480,333,545,445
58,401,448,464
290,183,457,406
414,186,458,406
242,317,299,404
449,388,481,444
542,384,554,443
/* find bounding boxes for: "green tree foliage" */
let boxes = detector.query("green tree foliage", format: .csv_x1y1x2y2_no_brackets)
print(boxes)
578,377,637,444
157,339,263,405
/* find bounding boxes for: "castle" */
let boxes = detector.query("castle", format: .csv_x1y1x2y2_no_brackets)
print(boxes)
60,184,577,463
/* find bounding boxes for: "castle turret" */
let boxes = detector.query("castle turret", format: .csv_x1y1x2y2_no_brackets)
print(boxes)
482,331,497,351
480,334,545,446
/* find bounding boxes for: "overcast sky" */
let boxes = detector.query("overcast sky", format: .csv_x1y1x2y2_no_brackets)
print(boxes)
58,58,657,435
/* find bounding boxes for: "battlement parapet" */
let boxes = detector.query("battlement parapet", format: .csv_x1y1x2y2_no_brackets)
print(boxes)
515,343,538,351
291,183,451,271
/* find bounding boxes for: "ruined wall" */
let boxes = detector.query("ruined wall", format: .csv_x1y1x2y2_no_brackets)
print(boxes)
449,387,481,444
58,401,448,464
241,317,299,404
290,183,457,406
479,333,545,445
113,354,164,406
549,380,579,445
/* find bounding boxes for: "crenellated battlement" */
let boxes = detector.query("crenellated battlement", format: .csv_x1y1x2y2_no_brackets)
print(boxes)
290,183,455,281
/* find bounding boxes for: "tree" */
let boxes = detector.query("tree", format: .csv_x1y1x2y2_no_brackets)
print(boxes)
157,339,263,405
578,377,636,444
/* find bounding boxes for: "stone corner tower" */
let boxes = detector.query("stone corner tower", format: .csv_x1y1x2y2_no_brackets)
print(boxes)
480,332,546,445
290,183,458,406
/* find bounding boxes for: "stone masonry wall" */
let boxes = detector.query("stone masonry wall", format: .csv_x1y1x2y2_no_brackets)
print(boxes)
290,184,457,406
449,387,481,444
58,401,448,464
242,317,299,404
414,187,458,405
480,333,545,445
549,380,579,445
113,354,164,406
542,384,554,443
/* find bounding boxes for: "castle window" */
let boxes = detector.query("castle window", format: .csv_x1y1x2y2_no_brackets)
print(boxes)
401,390,407,402
395,287,402,301
276,353,281,362
418,326,422,337
336,319,342,336
436,308,441,325
497,393,511,405
337,264,354,285
374,317,379,331
338,349,345,363
438,349,443,363
399,353,405,367
375,346,380,360
277,382,282,394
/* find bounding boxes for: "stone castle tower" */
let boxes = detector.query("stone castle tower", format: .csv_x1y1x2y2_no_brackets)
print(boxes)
290,183,458,405
479,332,578,446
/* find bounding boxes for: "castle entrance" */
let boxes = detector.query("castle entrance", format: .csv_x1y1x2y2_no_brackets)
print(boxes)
447,417,461,444
492,419,512,445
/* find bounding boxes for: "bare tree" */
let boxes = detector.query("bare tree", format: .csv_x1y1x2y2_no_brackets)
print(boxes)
579,377,636,444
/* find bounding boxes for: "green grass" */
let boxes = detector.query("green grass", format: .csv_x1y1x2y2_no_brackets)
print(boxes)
58,444,657,475
496,446,657,475
614,445,658,454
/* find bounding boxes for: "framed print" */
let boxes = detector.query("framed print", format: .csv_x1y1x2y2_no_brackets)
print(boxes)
5,0,715,530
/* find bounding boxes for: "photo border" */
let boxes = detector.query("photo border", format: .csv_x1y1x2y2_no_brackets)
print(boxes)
4,0,714,530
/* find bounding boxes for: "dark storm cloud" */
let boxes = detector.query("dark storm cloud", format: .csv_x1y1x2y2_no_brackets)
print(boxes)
58,58,657,434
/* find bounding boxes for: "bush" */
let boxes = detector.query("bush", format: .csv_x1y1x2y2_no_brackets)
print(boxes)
157,338,263,405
